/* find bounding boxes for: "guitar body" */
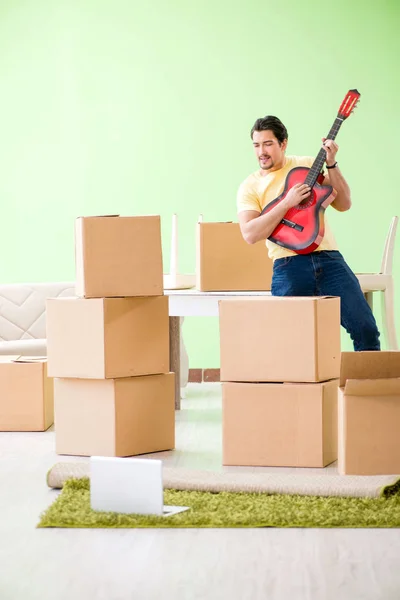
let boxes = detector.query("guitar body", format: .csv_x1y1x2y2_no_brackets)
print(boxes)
261,167,337,254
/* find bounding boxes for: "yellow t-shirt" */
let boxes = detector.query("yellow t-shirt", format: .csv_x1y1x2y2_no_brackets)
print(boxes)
236,155,338,260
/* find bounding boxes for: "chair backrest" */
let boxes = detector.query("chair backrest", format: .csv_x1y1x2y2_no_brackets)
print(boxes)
381,216,399,275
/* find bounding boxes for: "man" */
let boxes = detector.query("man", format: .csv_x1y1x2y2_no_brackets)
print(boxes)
237,115,380,351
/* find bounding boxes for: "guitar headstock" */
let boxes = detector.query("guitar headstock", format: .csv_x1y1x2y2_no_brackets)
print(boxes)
337,89,360,119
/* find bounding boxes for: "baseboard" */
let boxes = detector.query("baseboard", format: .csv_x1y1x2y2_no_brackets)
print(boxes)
188,368,220,382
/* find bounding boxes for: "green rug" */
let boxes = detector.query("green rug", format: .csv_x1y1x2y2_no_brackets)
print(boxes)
38,477,400,529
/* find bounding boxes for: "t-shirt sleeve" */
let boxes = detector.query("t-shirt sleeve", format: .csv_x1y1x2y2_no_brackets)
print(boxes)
236,180,261,213
303,155,316,168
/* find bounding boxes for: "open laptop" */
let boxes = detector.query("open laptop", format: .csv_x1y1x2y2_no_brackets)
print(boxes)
90,456,189,517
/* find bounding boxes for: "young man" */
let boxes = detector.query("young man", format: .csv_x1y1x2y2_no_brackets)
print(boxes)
237,115,380,351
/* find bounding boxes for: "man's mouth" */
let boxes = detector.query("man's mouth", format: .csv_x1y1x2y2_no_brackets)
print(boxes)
260,156,270,162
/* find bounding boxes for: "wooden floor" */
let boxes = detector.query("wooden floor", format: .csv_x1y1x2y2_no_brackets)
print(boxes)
0,383,399,600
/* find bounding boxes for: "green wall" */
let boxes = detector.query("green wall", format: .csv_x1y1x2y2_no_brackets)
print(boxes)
0,0,399,365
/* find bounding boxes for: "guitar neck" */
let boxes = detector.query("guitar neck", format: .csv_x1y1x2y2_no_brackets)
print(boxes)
305,117,344,187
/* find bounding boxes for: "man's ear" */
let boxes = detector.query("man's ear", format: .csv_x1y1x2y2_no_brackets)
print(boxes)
281,139,288,151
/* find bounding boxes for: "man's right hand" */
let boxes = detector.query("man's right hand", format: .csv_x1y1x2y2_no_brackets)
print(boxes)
284,183,311,208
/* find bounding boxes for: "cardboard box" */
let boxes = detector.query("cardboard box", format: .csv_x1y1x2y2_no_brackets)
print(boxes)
75,215,163,298
54,373,175,457
222,380,338,467
196,222,273,291
0,356,53,431
338,351,400,475
219,296,341,383
47,296,169,379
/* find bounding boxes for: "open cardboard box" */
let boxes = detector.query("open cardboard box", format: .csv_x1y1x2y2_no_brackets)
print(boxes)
338,351,400,475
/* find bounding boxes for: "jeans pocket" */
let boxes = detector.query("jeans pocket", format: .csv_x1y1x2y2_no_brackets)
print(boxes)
321,250,343,261
273,256,295,270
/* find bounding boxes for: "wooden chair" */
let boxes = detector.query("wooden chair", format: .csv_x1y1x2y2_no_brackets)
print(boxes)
356,216,398,350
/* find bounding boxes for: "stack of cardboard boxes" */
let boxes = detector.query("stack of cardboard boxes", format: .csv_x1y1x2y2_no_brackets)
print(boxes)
46,215,175,457
219,295,342,467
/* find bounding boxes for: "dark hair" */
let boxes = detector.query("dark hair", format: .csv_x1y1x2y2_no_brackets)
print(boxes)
250,116,288,144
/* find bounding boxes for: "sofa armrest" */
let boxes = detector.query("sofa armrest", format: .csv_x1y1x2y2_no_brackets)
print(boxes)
0,339,47,356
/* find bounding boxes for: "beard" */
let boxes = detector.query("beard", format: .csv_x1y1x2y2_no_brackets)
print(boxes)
259,156,274,170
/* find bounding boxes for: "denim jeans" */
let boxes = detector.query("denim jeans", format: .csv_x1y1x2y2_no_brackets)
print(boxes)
271,250,381,351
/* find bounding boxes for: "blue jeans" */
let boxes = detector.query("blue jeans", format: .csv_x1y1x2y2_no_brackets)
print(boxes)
271,250,381,351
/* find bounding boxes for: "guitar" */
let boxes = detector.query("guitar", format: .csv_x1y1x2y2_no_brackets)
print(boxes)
260,89,360,254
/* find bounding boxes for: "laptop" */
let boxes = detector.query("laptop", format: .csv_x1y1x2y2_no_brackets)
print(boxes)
90,456,188,517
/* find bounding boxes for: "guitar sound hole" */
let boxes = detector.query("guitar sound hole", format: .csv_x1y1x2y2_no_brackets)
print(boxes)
297,199,312,210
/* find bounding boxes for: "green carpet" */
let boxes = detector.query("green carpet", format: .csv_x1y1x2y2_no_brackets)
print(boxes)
38,478,400,529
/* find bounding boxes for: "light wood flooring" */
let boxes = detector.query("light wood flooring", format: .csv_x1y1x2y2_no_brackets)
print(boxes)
0,383,399,600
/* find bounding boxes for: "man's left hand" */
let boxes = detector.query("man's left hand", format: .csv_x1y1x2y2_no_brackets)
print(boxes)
322,138,338,166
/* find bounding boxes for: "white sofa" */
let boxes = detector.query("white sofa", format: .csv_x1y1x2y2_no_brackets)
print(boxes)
0,282,189,389
0,282,75,355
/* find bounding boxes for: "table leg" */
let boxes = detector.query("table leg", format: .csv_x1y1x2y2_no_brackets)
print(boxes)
169,316,181,410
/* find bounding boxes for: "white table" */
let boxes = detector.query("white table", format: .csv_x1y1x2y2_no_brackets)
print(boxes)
165,289,271,409
165,285,378,410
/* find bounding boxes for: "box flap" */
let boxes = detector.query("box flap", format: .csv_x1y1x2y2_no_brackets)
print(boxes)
218,296,330,307
344,378,400,396
0,355,21,363
198,221,234,225
12,356,47,363
340,352,400,386
0,355,46,365
77,215,159,219
76,214,120,219
198,221,235,231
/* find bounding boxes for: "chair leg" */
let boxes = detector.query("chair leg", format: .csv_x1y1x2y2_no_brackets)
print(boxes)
381,280,399,350
364,291,373,309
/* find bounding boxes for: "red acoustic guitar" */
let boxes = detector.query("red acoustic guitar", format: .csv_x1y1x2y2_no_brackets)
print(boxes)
261,89,360,254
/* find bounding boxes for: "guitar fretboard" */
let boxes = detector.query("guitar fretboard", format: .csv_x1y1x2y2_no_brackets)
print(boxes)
305,117,344,187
